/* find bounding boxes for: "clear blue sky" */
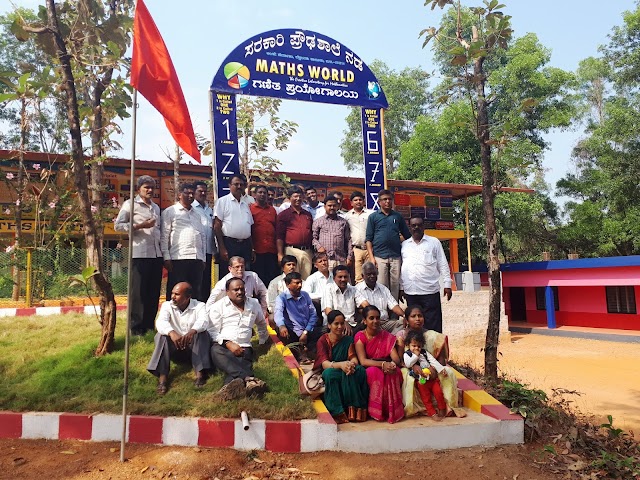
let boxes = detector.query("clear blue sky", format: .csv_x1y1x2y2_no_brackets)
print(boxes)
2,0,637,199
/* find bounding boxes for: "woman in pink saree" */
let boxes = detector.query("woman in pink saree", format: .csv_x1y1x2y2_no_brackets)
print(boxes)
354,305,404,424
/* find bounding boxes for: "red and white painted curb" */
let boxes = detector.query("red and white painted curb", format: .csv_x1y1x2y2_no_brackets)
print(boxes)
0,305,127,317
0,411,337,453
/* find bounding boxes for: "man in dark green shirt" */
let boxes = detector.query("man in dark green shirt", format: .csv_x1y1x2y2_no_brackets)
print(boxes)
365,189,411,301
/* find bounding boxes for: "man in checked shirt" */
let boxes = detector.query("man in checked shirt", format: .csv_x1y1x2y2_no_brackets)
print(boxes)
312,196,353,272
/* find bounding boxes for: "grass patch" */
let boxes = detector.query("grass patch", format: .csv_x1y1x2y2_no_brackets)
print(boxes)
0,313,315,420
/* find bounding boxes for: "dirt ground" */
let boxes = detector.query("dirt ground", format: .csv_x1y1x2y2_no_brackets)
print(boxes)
0,439,556,480
2,332,638,479
453,333,640,435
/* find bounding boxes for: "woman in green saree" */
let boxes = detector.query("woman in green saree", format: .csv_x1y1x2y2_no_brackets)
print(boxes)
313,310,369,424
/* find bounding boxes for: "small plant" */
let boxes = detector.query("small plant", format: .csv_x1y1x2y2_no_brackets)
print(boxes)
600,415,626,438
69,266,99,320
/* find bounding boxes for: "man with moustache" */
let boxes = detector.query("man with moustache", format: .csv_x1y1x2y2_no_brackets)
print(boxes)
147,282,211,395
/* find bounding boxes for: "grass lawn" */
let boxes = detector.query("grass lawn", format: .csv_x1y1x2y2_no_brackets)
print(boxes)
0,313,316,420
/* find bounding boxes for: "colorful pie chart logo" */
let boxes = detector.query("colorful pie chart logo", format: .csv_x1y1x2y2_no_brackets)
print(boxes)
224,62,250,89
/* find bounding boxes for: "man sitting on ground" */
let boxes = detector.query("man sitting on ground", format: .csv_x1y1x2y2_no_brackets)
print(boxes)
208,277,269,400
147,282,211,395
207,256,268,318
356,261,405,334
274,272,320,362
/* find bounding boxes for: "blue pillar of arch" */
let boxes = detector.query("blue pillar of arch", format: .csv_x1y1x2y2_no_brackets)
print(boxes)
545,286,556,329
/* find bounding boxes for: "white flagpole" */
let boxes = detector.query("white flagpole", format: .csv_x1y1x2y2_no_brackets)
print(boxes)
120,88,138,462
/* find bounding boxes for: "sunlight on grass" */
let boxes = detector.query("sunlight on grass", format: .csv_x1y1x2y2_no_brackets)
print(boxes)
0,313,315,420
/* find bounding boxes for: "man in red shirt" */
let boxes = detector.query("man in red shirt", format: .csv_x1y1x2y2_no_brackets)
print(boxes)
250,185,279,286
276,186,314,279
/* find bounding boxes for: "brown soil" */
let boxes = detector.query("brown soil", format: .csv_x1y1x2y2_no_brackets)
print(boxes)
453,333,640,436
0,438,556,480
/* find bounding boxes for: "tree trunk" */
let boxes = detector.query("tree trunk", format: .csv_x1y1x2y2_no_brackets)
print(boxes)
44,0,116,356
88,71,113,273
475,56,502,382
12,98,27,301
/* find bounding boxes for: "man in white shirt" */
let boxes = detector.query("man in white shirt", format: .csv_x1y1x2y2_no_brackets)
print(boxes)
214,173,254,279
322,265,359,334
302,252,333,320
161,182,207,301
304,186,325,220
114,175,163,336
266,255,298,313
192,181,217,301
345,191,371,283
206,256,268,318
400,216,452,333
356,262,405,334
208,277,269,400
147,282,211,395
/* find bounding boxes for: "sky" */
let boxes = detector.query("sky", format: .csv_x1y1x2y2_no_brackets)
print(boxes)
1,0,637,201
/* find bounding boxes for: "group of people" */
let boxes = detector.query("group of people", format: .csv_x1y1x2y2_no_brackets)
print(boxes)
115,173,456,417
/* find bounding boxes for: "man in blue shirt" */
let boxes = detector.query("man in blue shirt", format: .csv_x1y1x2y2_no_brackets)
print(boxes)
274,271,321,362
365,189,411,301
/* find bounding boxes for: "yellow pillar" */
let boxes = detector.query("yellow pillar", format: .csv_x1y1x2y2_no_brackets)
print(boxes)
25,248,33,307
449,238,459,291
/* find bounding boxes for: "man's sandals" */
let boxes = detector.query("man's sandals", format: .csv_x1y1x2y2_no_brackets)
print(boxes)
156,381,168,396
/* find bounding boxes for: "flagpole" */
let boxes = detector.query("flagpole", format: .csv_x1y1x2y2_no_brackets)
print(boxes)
120,88,138,463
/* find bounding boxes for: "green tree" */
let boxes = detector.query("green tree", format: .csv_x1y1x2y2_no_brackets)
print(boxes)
422,0,574,380
340,60,430,174
236,96,297,184
557,5,640,257
0,9,67,152
13,0,134,356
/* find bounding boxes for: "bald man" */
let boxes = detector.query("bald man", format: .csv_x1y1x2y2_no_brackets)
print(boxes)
147,282,211,395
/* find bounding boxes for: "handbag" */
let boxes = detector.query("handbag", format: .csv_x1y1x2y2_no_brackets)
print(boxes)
301,369,325,397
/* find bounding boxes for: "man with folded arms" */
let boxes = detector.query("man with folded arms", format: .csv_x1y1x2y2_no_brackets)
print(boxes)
208,277,269,400
276,186,314,279
345,191,370,284
161,182,207,301
147,282,211,395
214,173,254,279
312,196,353,272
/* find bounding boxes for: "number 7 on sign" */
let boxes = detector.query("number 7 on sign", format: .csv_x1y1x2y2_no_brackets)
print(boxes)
368,161,381,183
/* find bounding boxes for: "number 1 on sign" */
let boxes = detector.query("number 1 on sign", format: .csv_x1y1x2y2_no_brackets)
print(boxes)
222,119,230,140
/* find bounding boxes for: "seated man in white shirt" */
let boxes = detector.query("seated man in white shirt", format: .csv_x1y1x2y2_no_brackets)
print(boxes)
147,282,211,395
355,261,405,334
302,252,334,320
206,256,268,318
322,265,359,335
208,277,269,400
266,254,299,315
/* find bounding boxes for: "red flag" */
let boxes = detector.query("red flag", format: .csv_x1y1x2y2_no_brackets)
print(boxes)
130,0,201,162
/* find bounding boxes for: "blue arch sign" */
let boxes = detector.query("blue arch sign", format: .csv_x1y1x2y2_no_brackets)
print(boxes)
210,28,387,209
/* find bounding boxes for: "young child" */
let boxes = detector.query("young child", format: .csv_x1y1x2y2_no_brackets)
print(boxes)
403,330,448,421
